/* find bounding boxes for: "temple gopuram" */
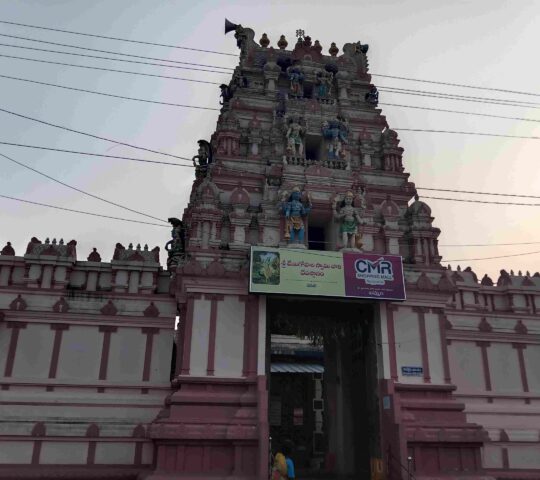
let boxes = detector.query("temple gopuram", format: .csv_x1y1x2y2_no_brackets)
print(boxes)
1,21,539,480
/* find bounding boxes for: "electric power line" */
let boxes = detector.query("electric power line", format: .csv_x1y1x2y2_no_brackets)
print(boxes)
417,187,540,200
0,33,236,71
0,152,167,223
394,128,539,140
441,241,540,247
0,73,220,112
2,19,539,99
0,106,194,162
0,193,170,227
372,73,540,98
0,141,193,167
379,102,540,124
0,19,237,57
378,85,540,107
0,55,222,84
0,42,231,75
378,87,540,109
445,250,540,262
421,195,540,206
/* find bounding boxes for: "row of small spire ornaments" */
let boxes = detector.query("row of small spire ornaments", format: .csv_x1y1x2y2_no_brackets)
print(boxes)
258,31,342,57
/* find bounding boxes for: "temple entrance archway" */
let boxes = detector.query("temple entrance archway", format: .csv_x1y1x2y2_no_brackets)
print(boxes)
267,297,382,478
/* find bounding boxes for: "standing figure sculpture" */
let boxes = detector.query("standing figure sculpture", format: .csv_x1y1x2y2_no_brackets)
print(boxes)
287,67,304,97
286,117,305,157
334,191,364,250
322,116,349,160
316,71,334,99
165,217,186,270
282,187,312,245
365,85,379,106
192,140,213,178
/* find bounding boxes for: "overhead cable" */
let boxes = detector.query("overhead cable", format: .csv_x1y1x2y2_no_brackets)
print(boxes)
394,128,539,140
0,106,194,161
0,141,193,167
379,102,540,123
2,19,539,98
0,152,167,222
372,73,540,98
0,55,222,84
0,42,231,74
0,32,236,70
441,241,540,247
421,195,540,206
378,85,540,107
417,187,540,200
445,250,540,262
0,193,170,227
0,19,238,57
0,73,221,112
378,88,540,109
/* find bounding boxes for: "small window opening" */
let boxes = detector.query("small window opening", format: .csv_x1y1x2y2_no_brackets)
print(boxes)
305,135,322,162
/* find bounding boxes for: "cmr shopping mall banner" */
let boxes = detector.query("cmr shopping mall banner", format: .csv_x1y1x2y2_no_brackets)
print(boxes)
249,247,406,301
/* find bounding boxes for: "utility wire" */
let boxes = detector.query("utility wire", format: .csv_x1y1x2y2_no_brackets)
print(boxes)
394,128,539,140
0,19,238,57
379,102,540,124
372,73,540,98
0,194,169,227
0,42,231,74
2,19,539,99
0,152,167,222
0,141,194,167
378,85,540,107
3,75,539,139
2,41,537,108
421,195,540,206
0,73,221,112
378,88,540,109
0,55,222,84
417,187,540,200
445,250,540,262
441,241,540,247
0,32,236,71
1,54,537,113
0,106,194,162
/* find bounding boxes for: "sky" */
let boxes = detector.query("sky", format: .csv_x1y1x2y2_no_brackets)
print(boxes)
0,0,539,280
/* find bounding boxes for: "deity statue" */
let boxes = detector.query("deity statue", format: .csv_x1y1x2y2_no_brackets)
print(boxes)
322,116,349,160
282,187,312,245
286,117,305,157
334,190,364,250
192,140,213,178
219,84,233,106
365,85,379,106
287,66,304,96
165,217,186,270
316,70,334,99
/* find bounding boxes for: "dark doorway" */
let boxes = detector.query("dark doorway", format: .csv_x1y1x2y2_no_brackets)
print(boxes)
267,297,381,478
308,225,326,251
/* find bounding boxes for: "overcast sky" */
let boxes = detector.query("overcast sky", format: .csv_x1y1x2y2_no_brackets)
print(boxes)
1,0,539,280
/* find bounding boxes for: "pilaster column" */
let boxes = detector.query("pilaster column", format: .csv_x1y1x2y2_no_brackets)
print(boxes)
413,307,431,383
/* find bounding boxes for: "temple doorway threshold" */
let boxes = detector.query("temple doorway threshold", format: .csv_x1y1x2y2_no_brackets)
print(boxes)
267,297,381,479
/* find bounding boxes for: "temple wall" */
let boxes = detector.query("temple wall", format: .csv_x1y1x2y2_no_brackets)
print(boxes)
0,245,176,479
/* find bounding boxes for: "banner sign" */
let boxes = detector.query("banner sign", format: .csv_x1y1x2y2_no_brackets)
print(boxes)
249,247,405,301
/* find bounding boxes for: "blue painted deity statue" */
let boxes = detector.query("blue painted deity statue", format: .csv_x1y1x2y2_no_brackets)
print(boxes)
288,67,304,96
322,116,349,160
282,187,311,244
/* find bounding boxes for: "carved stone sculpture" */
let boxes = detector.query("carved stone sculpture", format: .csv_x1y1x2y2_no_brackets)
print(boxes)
322,116,349,160
316,70,334,99
282,187,311,245
334,190,364,250
287,66,304,97
165,218,186,270
286,117,305,157
365,85,379,106
192,140,213,178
